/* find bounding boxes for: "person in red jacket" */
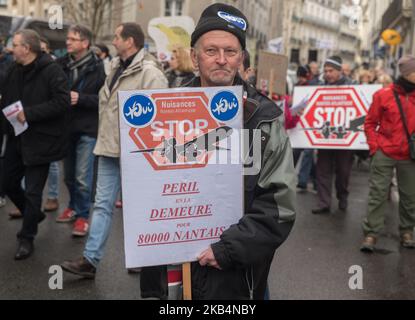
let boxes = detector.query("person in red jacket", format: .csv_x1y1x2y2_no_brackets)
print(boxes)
361,55,415,252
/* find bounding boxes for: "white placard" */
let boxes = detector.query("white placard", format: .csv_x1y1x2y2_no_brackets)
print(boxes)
288,85,382,150
118,86,244,268
2,101,28,136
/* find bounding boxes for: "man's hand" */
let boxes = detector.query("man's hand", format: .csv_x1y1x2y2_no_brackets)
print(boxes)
198,247,222,270
17,111,26,124
70,91,79,106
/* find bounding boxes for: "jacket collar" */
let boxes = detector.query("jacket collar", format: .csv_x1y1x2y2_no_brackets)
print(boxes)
111,48,146,75
187,74,281,128
391,83,415,97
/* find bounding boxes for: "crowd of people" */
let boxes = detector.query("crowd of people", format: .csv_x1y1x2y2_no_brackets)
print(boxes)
0,1,414,300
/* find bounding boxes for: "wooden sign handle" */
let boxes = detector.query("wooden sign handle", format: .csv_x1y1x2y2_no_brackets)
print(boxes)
182,262,192,300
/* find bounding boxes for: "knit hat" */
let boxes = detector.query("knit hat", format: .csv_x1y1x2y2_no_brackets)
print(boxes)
297,65,311,78
324,56,343,71
398,55,415,77
191,3,248,49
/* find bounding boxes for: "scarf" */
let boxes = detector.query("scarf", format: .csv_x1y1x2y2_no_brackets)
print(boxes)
396,76,415,93
68,50,94,86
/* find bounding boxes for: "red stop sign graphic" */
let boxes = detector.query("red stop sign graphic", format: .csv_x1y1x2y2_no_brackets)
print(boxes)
300,87,368,147
129,92,220,171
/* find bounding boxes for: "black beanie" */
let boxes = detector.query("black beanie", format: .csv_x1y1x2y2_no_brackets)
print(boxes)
191,3,248,49
297,65,311,78
324,56,343,71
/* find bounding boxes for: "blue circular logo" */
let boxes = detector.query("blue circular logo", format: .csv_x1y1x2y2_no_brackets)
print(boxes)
123,95,156,128
210,91,239,122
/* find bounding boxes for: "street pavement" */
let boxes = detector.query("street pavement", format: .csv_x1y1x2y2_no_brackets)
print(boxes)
0,161,414,300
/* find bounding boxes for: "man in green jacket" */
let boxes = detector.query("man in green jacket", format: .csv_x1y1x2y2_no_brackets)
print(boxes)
141,3,296,300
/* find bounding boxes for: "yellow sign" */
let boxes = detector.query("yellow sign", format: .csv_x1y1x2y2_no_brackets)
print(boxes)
381,29,402,46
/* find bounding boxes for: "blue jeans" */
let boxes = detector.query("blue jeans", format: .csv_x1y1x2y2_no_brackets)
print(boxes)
64,134,96,219
298,149,315,188
47,161,60,199
83,156,121,267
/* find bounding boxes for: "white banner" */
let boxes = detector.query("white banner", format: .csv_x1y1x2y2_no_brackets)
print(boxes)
118,86,244,268
288,85,382,150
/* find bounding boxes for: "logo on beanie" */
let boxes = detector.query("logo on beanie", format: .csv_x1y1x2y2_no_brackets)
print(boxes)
218,11,247,31
210,91,239,122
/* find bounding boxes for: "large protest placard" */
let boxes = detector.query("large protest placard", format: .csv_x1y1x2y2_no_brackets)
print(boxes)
288,85,382,150
256,50,288,96
118,87,243,268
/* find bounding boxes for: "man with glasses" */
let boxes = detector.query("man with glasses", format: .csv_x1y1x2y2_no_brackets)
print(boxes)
61,23,168,278
55,25,106,237
140,3,296,300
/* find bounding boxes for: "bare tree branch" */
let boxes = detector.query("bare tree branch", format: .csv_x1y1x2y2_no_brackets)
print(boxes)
60,0,113,41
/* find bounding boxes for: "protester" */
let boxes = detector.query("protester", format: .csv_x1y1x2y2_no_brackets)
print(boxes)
312,56,355,214
53,25,106,237
376,73,393,88
361,55,415,252
0,43,12,208
165,44,195,88
292,65,319,192
95,43,112,76
342,63,353,78
239,49,256,86
140,3,296,300
359,70,372,85
61,23,168,276
0,29,70,260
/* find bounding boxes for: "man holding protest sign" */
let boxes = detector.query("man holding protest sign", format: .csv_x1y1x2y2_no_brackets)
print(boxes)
140,3,296,300
312,56,356,215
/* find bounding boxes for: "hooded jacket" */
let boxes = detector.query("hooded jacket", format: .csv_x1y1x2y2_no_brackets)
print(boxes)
365,83,415,160
0,52,70,166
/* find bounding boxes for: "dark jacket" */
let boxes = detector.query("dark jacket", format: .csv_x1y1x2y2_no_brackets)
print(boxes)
166,69,195,88
324,76,355,86
57,52,106,137
0,53,70,166
0,53,13,92
141,76,296,300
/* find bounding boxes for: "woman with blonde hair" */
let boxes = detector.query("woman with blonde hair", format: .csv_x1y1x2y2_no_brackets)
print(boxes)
376,73,393,88
359,70,372,84
166,45,195,88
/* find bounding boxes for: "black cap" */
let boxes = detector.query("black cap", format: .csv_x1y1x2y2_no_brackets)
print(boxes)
324,56,343,71
191,3,248,49
297,65,311,78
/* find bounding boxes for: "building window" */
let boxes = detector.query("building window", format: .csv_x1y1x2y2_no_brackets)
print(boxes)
290,49,300,64
165,0,184,17
0,0,7,7
308,50,318,63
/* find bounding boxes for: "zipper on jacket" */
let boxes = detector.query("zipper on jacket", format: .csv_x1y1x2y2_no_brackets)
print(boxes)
245,268,254,300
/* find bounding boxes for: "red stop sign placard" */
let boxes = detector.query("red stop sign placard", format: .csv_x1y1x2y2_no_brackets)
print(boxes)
300,87,368,148
129,92,220,171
